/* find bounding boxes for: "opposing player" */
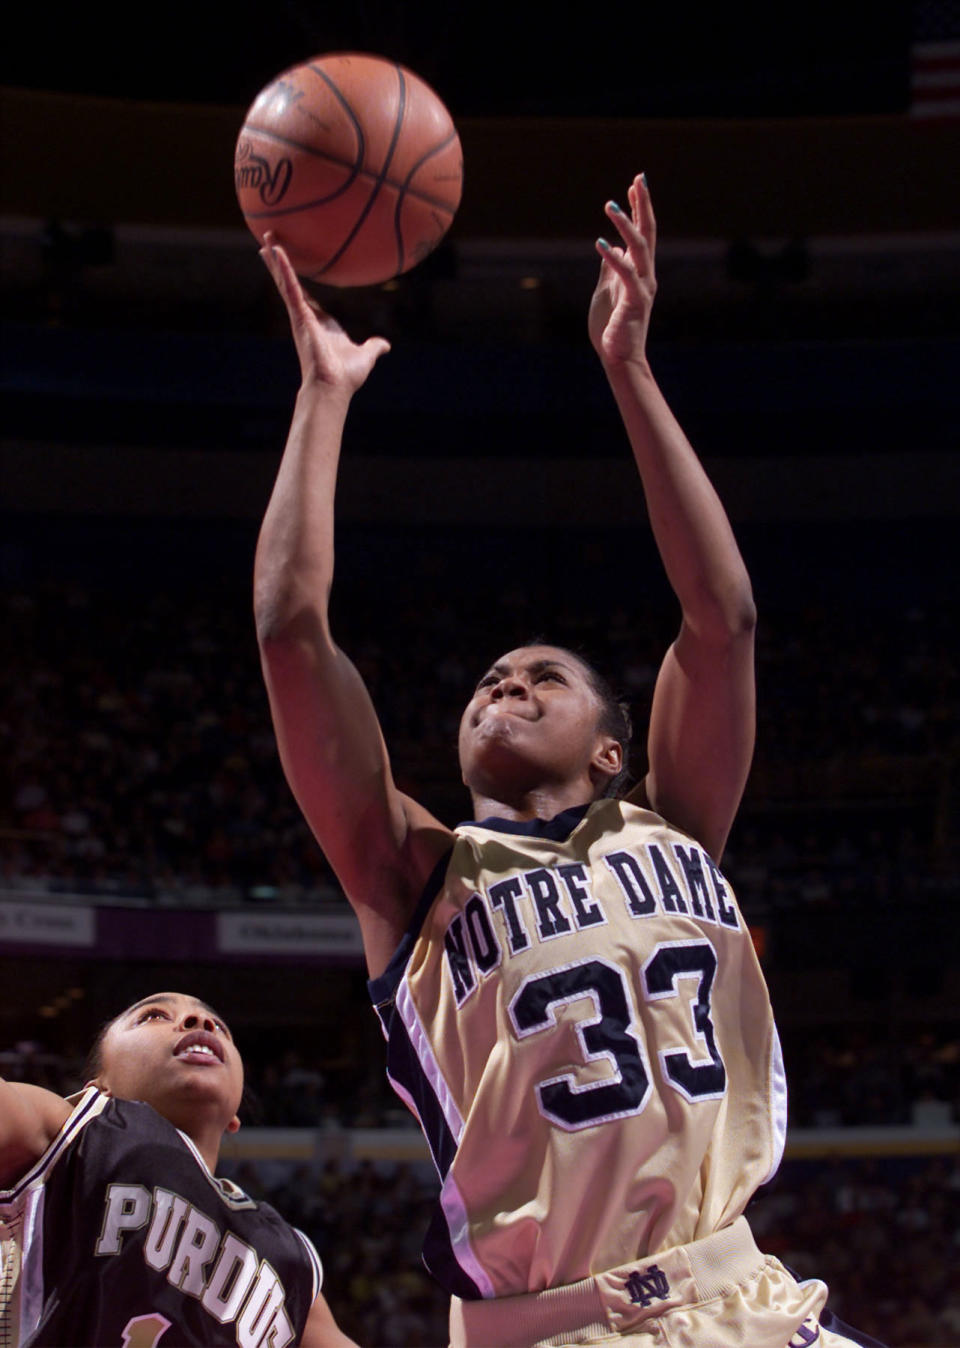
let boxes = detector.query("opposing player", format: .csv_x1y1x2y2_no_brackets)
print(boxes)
0,991,356,1347
255,178,883,1346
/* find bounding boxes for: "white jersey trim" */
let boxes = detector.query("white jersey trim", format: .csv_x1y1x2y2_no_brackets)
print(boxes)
17,1183,46,1343
294,1226,323,1302
174,1127,258,1210
396,977,465,1145
439,1171,496,1300
763,1022,789,1184
1,1087,106,1346
0,1086,104,1202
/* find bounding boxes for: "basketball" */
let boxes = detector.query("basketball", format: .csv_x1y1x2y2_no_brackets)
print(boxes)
235,52,463,288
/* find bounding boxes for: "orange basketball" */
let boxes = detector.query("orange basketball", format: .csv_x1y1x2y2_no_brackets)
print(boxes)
235,52,463,288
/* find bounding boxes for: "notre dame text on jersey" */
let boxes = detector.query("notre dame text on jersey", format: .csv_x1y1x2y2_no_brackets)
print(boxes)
369,794,787,1298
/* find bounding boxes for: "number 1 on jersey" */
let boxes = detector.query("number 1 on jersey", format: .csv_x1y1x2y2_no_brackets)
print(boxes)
121,1314,172,1348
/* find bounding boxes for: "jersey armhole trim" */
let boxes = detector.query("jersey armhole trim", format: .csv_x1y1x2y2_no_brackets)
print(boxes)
368,842,454,1004
294,1225,323,1302
0,1084,103,1201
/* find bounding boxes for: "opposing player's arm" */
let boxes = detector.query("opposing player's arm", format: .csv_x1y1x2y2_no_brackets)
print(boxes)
300,1292,361,1348
0,1079,72,1187
255,241,452,975
590,178,755,862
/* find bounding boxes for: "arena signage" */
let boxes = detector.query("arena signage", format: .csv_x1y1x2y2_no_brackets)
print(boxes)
216,912,363,957
0,900,95,947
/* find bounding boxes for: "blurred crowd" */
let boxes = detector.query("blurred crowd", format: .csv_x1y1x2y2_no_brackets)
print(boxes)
4,1028,956,1341
4,1018,957,1134
748,1153,960,1348
1,562,955,915
214,1150,960,1348
227,1156,450,1347
1,549,956,1343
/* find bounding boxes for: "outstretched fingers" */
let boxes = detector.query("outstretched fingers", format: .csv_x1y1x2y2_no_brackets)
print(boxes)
358,333,392,370
603,191,654,285
634,173,657,263
594,235,633,280
588,174,659,366
258,231,389,388
594,230,647,311
259,230,291,290
259,232,318,324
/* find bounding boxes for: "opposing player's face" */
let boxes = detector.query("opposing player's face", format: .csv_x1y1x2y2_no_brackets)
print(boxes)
458,645,620,799
96,992,244,1134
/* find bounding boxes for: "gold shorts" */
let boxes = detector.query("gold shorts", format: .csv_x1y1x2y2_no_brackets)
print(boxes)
449,1217,871,1348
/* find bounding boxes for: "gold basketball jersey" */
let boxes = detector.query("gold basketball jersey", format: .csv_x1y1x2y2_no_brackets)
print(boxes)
370,793,786,1300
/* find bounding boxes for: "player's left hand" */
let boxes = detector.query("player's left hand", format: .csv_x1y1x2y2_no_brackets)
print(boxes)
588,174,657,368
260,232,390,396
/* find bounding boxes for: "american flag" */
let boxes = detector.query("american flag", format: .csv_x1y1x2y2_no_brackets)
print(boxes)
910,0,960,117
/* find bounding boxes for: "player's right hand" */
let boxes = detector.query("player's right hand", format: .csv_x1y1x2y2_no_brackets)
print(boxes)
588,174,657,370
260,234,391,395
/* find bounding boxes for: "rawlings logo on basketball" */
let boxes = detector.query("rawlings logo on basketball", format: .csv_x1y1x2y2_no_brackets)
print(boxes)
234,140,293,207
235,52,463,286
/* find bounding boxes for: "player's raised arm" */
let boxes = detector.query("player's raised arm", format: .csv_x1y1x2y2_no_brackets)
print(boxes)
589,176,756,862
0,1079,71,1187
254,240,451,975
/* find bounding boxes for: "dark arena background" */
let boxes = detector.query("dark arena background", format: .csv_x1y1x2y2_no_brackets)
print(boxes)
2,3,958,1344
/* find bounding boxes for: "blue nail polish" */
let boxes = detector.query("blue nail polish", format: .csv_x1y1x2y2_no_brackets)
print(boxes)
597,237,612,250
609,201,623,214
641,172,648,189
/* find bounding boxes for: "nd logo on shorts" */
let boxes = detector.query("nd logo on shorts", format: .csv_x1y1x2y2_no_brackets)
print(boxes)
625,1265,670,1307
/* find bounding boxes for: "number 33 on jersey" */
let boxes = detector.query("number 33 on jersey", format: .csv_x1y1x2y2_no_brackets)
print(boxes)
370,795,787,1299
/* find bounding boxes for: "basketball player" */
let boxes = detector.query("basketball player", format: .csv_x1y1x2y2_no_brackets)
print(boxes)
255,177,884,1347
0,991,356,1347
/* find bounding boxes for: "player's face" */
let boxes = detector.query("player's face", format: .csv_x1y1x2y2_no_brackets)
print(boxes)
458,645,619,799
95,992,244,1134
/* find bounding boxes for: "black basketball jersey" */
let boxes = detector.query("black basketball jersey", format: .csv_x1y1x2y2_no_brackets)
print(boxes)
0,1088,321,1348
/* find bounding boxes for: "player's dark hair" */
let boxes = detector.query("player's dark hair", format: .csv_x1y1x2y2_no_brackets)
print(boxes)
83,1017,113,1083
582,661,634,791
563,649,634,798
